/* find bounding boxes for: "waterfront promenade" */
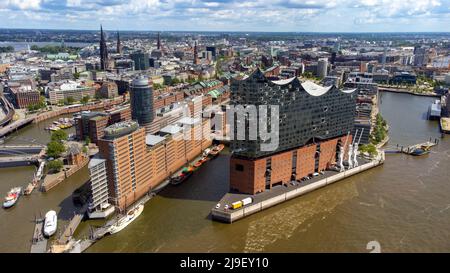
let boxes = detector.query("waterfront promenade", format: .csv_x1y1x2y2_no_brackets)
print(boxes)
212,153,385,223
0,97,125,138
379,87,440,97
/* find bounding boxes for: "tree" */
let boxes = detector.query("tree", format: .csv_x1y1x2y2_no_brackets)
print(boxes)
0,46,14,53
47,160,63,173
51,130,68,142
84,136,91,146
46,141,65,158
171,78,180,85
359,144,378,158
65,96,75,105
80,95,90,105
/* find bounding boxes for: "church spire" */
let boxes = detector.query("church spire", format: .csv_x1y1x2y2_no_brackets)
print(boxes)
117,31,121,54
193,40,198,65
99,25,108,70
157,32,161,50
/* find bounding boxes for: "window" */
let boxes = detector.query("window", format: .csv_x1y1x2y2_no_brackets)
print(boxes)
235,164,244,172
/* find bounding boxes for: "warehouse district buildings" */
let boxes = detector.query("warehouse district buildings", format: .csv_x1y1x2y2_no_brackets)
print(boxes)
88,68,357,214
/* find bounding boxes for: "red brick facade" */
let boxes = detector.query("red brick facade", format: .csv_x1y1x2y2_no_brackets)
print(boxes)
296,144,317,179
230,136,351,194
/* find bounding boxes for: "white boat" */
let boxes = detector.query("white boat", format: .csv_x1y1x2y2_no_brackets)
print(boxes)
2,187,22,208
428,100,441,120
43,210,58,237
202,148,211,157
108,204,144,235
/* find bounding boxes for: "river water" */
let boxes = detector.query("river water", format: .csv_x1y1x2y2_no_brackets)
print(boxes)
1,92,449,252
0,42,91,52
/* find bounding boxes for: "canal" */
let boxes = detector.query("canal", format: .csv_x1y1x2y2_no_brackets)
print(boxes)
1,91,450,252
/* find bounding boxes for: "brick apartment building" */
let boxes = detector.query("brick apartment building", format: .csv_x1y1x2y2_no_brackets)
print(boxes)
98,119,212,210
75,106,131,144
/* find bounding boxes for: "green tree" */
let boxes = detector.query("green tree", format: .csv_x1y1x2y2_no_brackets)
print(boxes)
51,130,68,142
80,95,90,105
47,160,63,173
65,97,75,105
359,144,378,158
171,78,180,85
0,46,14,53
84,136,91,146
46,141,66,158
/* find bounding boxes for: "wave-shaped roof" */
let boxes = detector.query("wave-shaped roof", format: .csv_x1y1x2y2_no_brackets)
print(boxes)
236,68,357,96
300,81,333,96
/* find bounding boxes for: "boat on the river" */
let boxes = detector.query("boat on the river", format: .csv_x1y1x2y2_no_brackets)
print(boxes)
170,166,194,185
428,100,441,120
43,210,57,237
108,204,144,235
410,147,431,156
209,144,224,158
2,187,22,208
203,148,211,157
46,125,61,131
193,160,203,169
193,155,210,169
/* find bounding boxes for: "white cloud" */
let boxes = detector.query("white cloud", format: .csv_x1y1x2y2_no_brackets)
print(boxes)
1,0,42,10
0,0,449,31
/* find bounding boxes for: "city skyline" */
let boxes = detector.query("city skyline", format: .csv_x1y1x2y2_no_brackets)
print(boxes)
1,0,449,32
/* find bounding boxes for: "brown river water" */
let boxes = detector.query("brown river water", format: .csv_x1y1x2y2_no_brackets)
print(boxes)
1,91,449,253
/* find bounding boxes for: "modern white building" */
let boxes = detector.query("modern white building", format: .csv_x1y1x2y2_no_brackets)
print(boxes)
46,80,95,105
87,158,114,219
317,58,328,78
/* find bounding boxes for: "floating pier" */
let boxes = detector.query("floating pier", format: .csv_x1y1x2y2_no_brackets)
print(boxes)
384,139,439,155
67,192,156,253
30,216,48,253
211,154,385,223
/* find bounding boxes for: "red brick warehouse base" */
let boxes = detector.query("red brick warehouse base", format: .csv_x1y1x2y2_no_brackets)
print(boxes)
229,135,353,195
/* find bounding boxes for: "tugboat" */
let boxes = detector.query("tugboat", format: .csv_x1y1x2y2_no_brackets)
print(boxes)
3,187,22,209
209,144,224,159
170,166,194,185
108,204,144,235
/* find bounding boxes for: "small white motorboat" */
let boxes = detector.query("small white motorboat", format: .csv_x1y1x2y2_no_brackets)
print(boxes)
43,210,58,237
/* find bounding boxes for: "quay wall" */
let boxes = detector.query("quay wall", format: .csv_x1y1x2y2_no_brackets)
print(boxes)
379,88,440,98
33,97,125,123
212,156,384,223
41,157,89,192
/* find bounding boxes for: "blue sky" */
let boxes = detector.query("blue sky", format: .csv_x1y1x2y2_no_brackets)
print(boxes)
1,0,449,32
